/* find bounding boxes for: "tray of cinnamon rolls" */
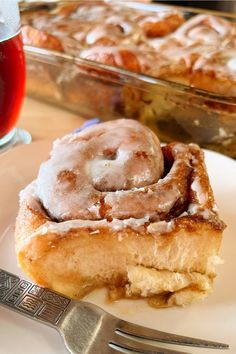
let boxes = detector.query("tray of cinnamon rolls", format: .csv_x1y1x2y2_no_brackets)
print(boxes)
21,1,236,157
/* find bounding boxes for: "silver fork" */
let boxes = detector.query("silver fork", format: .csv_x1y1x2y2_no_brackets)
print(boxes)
0,269,229,354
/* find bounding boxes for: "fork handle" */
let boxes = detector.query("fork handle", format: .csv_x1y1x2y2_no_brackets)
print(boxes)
0,268,71,328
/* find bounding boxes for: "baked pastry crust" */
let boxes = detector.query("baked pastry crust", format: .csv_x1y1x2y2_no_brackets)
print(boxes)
15,119,225,307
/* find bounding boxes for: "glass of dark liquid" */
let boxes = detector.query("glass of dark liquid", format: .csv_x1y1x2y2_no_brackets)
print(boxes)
0,0,31,150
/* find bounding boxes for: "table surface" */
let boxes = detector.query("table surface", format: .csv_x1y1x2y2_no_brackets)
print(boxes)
17,97,86,142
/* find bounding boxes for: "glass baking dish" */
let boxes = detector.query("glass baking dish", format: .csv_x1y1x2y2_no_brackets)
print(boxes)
22,1,236,158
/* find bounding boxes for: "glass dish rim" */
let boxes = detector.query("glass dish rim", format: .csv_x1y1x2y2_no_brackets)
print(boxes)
24,44,236,106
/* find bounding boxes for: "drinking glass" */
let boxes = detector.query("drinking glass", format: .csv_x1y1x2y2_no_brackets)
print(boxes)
0,0,31,150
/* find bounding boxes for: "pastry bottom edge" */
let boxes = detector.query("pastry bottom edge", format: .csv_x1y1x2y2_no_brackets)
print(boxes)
19,264,213,308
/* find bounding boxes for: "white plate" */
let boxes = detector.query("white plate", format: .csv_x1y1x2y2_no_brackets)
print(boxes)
0,141,236,354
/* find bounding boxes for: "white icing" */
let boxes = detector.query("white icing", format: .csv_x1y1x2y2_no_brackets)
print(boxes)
24,217,152,246
227,57,236,71
175,13,235,45
188,26,219,43
200,209,213,220
147,220,174,234
191,177,208,205
132,169,152,185
106,16,132,35
172,143,187,154
213,203,219,212
36,119,165,221
87,204,100,218
19,181,44,213
89,230,100,235
89,149,130,191
178,211,188,218
122,216,149,229
188,203,200,215
72,5,108,21
40,226,49,235
85,22,126,45
188,203,215,220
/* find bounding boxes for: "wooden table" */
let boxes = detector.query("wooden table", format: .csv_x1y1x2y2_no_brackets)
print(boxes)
17,97,86,142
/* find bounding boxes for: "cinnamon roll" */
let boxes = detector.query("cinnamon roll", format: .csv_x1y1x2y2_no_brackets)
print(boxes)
21,25,64,52
146,13,236,85
147,38,213,85
191,49,236,97
173,13,236,47
138,11,184,38
15,119,225,308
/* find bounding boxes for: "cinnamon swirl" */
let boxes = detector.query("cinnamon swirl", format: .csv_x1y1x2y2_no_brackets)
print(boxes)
173,13,236,47
15,119,225,308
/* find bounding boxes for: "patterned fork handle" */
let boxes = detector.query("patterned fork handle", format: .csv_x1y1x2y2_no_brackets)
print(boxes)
0,268,71,328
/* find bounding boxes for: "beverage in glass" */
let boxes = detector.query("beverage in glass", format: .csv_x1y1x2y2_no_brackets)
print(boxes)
0,0,31,149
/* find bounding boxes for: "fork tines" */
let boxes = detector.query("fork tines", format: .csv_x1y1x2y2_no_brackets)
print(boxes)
110,331,189,354
112,319,229,353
